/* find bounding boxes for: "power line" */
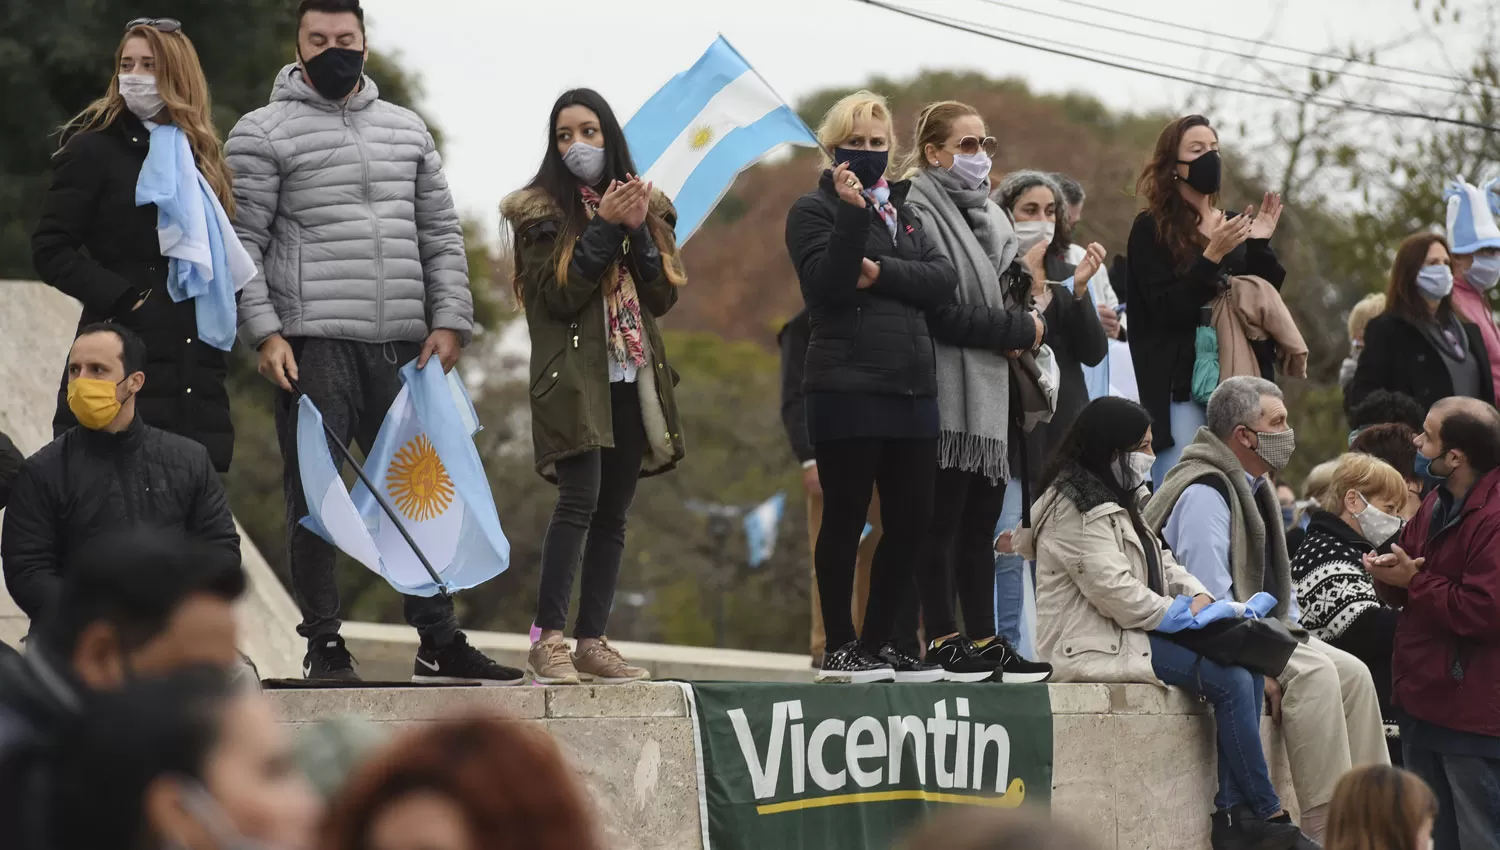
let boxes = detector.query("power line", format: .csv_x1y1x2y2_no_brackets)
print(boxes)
855,0,1500,132
970,0,1474,96
1052,0,1474,85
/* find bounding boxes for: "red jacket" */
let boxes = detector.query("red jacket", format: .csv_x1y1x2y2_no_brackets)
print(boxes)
1387,466,1500,737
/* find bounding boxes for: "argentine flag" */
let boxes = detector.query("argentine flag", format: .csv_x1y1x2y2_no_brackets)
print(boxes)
743,491,785,568
624,35,819,242
296,361,510,597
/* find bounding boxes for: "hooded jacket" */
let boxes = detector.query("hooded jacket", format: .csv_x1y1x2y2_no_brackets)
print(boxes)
227,64,472,350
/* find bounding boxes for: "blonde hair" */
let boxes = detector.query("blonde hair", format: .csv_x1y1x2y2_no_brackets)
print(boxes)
901,100,982,178
1348,293,1387,342
63,26,235,218
1303,459,1340,503
815,90,897,174
1319,452,1408,514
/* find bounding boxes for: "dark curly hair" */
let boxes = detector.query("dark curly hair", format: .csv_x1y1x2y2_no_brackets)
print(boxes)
1348,390,1426,433
1350,423,1419,482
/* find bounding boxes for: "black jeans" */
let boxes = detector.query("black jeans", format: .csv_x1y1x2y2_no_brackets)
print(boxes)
917,466,1007,639
535,381,647,638
273,338,459,647
813,437,937,650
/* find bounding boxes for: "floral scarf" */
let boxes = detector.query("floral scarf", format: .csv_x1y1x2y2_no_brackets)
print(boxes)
864,178,898,244
579,186,648,369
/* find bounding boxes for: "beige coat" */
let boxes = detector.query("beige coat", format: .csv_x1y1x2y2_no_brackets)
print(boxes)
1015,477,1210,684
1212,274,1309,382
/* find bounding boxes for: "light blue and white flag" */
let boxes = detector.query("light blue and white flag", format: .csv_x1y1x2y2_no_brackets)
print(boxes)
297,361,509,597
743,491,786,568
624,35,819,242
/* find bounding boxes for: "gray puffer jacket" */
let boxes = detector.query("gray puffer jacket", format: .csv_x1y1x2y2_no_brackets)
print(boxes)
227,64,472,349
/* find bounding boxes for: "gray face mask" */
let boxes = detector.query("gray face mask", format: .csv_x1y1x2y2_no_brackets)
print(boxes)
175,782,282,850
562,141,607,186
1252,428,1297,473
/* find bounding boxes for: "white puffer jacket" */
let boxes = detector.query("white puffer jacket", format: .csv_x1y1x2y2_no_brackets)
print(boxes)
227,64,471,349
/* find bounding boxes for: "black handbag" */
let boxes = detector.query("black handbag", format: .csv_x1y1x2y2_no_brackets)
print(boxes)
1164,616,1299,678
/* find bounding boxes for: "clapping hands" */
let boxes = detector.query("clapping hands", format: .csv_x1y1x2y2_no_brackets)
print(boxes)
596,174,652,229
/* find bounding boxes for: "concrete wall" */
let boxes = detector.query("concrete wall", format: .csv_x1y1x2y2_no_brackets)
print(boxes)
269,682,1299,850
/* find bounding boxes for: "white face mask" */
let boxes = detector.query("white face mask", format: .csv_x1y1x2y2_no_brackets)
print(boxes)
117,74,165,122
1013,219,1055,255
562,141,607,186
1114,451,1155,492
947,151,992,191
1352,492,1403,545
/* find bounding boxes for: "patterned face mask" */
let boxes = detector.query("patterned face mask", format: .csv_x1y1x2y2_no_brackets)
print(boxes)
1252,428,1296,473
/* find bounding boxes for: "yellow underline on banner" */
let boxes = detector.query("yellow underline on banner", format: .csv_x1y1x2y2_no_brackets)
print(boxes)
755,778,1026,815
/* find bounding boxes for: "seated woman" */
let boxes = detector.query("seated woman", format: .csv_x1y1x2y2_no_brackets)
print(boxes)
1016,396,1304,850
1290,452,1407,764
1349,423,1424,520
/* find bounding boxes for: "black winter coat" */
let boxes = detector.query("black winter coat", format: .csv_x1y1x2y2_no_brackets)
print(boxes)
31,113,234,472
0,432,23,510
1015,280,1109,483
0,418,239,620
1345,312,1495,414
778,310,815,464
1125,211,1285,453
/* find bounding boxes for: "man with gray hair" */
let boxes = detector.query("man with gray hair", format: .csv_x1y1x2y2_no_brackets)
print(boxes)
1143,376,1388,843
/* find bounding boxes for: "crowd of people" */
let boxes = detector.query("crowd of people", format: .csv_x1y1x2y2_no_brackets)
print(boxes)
1,0,1498,848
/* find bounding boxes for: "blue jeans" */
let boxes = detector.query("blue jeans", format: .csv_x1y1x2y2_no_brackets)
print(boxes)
1403,734,1500,850
1152,401,1206,489
1148,634,1282,818
994,479,1024,646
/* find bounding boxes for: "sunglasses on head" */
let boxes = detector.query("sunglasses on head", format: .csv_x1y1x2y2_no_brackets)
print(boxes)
951,136,998,156
125,17,182,33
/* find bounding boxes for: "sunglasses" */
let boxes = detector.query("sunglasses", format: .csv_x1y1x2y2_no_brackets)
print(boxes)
951,136,998,156
125,17,183,33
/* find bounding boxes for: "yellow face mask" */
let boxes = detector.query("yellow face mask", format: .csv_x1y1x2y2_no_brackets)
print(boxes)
67,377,127,430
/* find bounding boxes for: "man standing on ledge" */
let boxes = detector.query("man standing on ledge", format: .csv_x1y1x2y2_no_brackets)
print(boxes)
1366,396,1500,849
227,0,519,684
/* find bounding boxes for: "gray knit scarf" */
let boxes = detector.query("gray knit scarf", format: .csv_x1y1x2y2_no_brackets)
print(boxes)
907,167,1019,481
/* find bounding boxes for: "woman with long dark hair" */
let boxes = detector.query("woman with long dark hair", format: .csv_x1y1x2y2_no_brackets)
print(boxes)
1346,231,1495,412
1017,397,1307,849
501,88,686,687
32,19,243,471
1126,115,1285,486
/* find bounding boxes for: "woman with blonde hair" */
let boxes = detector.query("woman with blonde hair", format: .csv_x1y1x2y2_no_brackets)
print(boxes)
785,90,959,682
1291,452,1409,763
1325,765,1436,850
32,18,242,471
1340,293,1386,390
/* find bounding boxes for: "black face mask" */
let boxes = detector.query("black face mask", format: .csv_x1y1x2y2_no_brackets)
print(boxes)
833,148,889,189
300,46,365,101
1176,149,1222,195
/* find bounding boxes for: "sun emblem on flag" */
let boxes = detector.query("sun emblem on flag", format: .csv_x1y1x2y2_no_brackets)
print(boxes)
386,434,454,522
690,124,714,150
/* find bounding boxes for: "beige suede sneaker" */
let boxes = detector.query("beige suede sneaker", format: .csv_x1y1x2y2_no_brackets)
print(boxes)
527,635,580,685
572,638,650,684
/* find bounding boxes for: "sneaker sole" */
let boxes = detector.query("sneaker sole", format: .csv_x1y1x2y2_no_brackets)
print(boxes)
1001,670,1053,684
892,669,947,683
815,669,896,684
526,665,580,686
943,669,998,683
577,674,652,685
411,674,525,686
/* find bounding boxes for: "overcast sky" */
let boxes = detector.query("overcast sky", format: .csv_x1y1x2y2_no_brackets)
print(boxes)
358,0,1486,245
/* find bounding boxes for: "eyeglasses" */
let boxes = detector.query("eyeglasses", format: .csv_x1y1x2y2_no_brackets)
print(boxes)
950,136,998,156
125,17,183,33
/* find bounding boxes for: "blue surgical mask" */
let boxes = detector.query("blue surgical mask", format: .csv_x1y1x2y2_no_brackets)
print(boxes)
1467,254,1500,291
1415,451,1446,483
1416,264,1455,299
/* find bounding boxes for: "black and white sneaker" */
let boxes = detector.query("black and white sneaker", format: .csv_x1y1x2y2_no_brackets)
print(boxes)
815,640,895,684
875,643,945,683
927,636,1002,683
413,632,525,686
975,637,1053,684
303,635,360,682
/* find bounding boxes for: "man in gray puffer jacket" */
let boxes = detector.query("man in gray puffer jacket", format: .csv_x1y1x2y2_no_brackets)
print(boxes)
227,0,520,686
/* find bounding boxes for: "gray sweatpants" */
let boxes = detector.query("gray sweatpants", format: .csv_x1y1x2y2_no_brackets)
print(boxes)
273,338,459,647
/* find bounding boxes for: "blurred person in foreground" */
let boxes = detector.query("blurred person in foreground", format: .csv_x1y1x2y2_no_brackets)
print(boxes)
1339,294,1386,392
1018,396,1304,849
0,528,247,849
897,807,1103,850
1365,396,1500,849
1291,453,1410,765
1144,376,1389,842
1346,232,1494,415
50,667,321,850
2,323,238,627
323,716,600,850
1325,765,1437,850
1350,423,1424,519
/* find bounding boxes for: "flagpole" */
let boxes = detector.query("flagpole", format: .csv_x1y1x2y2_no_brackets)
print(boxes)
716,33,833,162
289,379,451,599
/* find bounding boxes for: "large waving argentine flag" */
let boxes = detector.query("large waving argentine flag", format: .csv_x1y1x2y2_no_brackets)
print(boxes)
624,36,819,242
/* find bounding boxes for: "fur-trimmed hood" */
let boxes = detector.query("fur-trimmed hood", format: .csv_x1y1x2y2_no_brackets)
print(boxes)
500,185,677,234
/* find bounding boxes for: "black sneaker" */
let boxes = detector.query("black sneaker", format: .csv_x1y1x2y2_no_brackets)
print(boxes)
413,632,525,686
815,640,895,684
1267,813,1322,849
927,636,1001,683
975,637,1054,684
303,635,360,682
875,643,945,683
1211,806,1303,850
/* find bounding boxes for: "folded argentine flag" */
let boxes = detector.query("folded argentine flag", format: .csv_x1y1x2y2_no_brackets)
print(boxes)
297,361,510,596
1154,591,1278,634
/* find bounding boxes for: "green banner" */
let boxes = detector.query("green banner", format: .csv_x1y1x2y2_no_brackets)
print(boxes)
685,682,1053,850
